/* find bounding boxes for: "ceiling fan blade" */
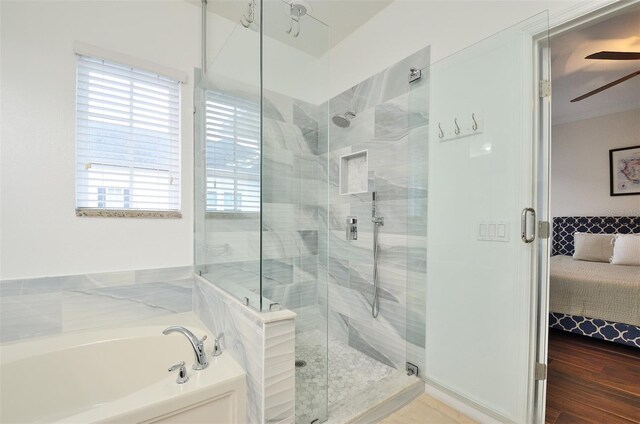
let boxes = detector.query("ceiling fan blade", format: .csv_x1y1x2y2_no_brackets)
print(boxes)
585,51,640,60
571,70,640,102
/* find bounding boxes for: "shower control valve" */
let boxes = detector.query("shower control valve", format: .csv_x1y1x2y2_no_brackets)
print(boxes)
346,216,358,241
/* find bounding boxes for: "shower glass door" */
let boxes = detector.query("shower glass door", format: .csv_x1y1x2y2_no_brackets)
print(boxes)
417,12,550,423
261,1,330,422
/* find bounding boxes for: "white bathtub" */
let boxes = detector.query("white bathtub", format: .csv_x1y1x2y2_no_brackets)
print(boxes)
0,320,246,423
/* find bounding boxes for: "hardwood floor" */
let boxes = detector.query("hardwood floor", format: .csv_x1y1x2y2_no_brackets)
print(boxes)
545,329,640,424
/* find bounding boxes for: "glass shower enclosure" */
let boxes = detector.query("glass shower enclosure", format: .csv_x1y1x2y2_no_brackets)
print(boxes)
194,1,428,422
195,1,332,421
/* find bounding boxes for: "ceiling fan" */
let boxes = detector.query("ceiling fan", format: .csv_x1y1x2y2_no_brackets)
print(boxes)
570,51,640,102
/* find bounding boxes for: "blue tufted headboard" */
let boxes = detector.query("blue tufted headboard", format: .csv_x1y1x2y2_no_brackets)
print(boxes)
552,216,640,256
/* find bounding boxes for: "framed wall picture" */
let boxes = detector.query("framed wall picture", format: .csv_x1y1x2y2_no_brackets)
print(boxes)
609,145,640,196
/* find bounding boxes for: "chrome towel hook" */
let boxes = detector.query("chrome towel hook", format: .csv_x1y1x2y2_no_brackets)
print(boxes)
285,4,293,34
286,3,307,38
240,0,255,28
454,118,460,135
293,8,301,38
472,113,479,131
438,123,444,139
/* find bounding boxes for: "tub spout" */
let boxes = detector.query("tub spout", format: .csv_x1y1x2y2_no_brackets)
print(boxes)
163,326,209,370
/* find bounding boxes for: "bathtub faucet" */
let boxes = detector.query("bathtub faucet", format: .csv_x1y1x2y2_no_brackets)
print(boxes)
162,326,209,370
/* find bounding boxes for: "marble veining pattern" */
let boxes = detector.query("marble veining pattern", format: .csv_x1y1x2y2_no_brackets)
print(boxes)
193,277,296,424
321,46,430,377
0,266,194,343
195,46,431,423
264,320,296,423
200,84,323,336
194,277,264,423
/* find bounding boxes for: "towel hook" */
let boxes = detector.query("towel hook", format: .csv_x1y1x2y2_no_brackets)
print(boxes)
454,118,460,135
472,113,478,131
286,3,304,37
438,123,444,139
285,4,294,34
240,0,255,28
293,9,301,38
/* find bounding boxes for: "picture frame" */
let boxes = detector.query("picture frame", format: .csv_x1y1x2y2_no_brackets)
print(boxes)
609,145,640,196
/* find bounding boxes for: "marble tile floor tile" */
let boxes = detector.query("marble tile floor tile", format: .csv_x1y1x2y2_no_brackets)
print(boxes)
295,329,405,423
379,394,476,424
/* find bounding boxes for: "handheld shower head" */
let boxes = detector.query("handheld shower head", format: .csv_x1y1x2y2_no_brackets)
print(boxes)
332,111,356,128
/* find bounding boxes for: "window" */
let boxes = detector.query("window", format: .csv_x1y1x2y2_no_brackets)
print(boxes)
75,55,181,215
205,90,260,213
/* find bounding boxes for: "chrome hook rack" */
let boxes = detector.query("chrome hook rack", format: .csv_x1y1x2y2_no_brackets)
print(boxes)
437,112,483,142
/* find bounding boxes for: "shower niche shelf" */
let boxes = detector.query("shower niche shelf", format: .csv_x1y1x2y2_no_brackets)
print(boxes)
339,150,368,195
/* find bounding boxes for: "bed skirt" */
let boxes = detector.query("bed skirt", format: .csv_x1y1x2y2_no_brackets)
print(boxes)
549,312,640,349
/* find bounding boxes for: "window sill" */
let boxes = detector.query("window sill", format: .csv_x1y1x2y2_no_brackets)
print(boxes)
205,211,260,219
76,209,182,219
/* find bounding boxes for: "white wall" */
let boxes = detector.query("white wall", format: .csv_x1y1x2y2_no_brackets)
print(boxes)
551,108,640,217
0,1,202,279
326,0,588,98
0,0,329,279
205,11,328,105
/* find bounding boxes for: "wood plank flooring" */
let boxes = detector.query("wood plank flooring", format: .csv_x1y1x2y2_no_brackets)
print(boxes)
546,329,640,424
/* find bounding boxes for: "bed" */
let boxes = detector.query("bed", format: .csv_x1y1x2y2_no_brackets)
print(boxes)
549,216,640,349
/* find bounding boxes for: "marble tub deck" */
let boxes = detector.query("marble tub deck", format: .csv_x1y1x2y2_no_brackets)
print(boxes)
295,329,421,424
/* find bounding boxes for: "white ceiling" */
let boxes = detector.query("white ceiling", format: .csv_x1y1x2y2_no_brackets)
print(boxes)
551,7,640,125
207,0,393,56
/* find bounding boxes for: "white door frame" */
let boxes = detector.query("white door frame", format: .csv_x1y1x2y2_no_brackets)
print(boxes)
530,1,640,423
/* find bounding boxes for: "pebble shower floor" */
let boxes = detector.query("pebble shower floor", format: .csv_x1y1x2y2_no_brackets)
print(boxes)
295,329,396,423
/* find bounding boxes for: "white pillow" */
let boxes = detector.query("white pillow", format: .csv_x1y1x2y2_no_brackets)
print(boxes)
573,233,615,263
611,234,640,266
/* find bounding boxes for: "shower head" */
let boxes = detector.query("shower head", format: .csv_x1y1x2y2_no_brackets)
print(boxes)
332,111,356,128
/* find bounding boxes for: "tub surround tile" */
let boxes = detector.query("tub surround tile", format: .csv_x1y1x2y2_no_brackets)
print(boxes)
0,293,62,342
62,282,192,333
0,266,194,343
133,266,193,284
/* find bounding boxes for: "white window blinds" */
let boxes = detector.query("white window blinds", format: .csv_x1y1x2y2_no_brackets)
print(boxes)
76,55,181,212
205,90,260,212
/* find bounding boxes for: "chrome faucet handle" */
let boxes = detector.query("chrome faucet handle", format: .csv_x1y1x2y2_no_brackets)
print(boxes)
213,333,223,357
168,361,189,384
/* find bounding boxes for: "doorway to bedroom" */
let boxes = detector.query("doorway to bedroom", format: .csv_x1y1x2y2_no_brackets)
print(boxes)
544,4,640,422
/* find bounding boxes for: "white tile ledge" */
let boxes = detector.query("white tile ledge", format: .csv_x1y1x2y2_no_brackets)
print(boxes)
194,275,296,324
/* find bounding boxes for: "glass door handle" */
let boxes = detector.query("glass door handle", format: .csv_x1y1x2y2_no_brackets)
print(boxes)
521,208,536,243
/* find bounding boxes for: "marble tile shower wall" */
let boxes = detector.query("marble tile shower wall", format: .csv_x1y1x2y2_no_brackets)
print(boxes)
203,87,323,331
194,276,296,424
320,47,430,372
0,266,194,343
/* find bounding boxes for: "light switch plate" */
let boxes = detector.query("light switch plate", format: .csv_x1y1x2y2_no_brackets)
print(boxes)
478,220,509,242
